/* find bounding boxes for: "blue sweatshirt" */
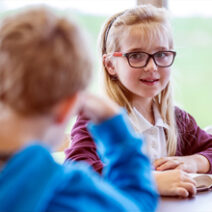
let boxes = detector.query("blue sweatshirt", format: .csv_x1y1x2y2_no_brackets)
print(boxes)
0,113,158,212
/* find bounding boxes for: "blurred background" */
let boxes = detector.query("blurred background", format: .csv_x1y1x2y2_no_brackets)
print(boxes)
0,0,212,129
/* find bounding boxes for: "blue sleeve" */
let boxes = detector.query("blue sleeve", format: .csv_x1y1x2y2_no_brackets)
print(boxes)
87,112,158,212
48,113,158,212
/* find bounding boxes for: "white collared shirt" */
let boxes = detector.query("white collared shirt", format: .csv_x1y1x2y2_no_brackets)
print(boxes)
128,105,168,163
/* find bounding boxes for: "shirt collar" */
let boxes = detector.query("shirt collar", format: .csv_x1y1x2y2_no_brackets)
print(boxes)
153,104,169,129
129,104,169,133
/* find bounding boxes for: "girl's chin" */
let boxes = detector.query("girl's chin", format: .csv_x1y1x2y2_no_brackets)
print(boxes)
131,93,160,101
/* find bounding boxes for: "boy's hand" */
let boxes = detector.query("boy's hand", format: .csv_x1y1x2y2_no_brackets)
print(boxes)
76,93,120,123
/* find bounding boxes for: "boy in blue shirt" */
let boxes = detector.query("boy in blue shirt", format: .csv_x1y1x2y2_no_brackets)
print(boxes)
0,7,158,212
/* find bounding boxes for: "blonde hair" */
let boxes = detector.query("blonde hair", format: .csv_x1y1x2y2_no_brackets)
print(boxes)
99,5,177,156
0,8,92,116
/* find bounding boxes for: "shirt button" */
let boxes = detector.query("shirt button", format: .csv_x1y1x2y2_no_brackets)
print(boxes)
152,141,157,148
153,154,158,161
149,129,154,134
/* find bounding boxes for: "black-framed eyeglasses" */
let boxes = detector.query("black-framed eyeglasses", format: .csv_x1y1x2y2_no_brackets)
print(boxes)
110,51,176,68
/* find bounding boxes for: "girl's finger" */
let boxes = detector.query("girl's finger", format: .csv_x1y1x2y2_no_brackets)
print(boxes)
154,157,169,168
156,160,182,171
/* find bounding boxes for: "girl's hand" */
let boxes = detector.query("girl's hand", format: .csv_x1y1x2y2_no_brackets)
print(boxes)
154,156,197,173
154,170,197,198
76,92,120,124
153,155,210,173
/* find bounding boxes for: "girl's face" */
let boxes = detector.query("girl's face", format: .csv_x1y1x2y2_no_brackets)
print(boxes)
108,26,172,102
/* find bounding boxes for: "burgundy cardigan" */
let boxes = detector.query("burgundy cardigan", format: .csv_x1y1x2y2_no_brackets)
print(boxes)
65,107,212,174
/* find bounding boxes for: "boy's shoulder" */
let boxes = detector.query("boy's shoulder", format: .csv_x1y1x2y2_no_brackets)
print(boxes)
0,144,95,211
0,144,64,211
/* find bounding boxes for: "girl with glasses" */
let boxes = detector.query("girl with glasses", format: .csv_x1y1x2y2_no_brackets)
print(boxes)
65,5,212,197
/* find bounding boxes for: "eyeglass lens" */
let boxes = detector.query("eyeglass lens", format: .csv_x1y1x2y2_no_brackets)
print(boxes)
127,51,175,68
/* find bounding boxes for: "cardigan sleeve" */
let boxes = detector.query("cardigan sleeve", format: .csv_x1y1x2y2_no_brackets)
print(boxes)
64,115,103,174
175,107,212,173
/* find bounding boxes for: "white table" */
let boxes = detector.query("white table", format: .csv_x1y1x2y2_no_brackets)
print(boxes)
157,189,212,212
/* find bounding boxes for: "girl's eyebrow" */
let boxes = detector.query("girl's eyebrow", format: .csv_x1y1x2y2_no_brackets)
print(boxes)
125,47,169,53
124,47,145,52
154,47,169,51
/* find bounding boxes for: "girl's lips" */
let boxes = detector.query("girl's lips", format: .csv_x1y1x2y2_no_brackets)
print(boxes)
139,78,159,85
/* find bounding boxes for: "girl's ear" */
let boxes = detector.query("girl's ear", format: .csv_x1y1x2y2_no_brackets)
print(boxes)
103,54,116,76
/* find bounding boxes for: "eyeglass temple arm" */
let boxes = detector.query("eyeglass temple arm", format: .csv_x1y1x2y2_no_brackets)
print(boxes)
104,52,123,57
113,52,123,57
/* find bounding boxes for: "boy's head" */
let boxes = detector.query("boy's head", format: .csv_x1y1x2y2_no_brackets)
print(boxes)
0,7,92,116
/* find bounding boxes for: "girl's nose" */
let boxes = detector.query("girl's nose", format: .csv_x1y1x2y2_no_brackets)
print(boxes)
143,57,158,72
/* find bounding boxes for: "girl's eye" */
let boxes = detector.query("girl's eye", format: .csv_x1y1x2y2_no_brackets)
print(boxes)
155,52,168,59
129,53,146,61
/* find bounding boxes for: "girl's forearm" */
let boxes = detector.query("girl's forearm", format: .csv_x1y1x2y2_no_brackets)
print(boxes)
194,154,210,173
